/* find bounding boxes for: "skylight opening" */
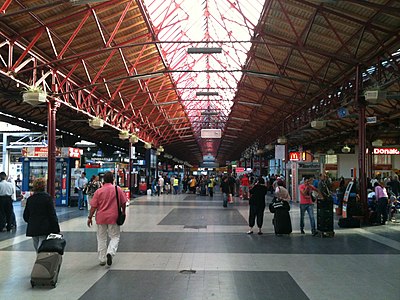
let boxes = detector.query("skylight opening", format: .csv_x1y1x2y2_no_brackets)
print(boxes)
143,0,264,121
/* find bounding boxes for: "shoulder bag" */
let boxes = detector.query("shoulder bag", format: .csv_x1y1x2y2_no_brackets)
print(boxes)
115,186,126,226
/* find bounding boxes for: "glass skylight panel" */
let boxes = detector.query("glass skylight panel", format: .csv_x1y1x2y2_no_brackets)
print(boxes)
143,0,264,124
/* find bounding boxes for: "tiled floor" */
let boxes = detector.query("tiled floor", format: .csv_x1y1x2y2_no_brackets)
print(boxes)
0,190,399,300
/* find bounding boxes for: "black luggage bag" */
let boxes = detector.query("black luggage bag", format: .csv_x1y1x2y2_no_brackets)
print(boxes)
317,199,334,237
31,235,66,288
31,252,62,288
338,217,360,228
270,201,292,235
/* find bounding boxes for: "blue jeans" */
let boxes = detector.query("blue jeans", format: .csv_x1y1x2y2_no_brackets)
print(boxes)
78,189,86,209
223,193,228,207
300,204,316,233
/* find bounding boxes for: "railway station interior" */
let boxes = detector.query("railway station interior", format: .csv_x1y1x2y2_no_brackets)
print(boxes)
0,0,399,299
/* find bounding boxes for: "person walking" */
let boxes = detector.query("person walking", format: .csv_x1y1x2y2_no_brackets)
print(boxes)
374,181,389,225
87,171,127,267
247,177,268,235
77,172,88,210
220,176,230,208
299,178,320,235
23,178,60,251
0,172,15,232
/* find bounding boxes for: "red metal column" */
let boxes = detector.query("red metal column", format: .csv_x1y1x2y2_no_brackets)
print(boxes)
356,65,367,222
47,99,58,205
128,142,132,196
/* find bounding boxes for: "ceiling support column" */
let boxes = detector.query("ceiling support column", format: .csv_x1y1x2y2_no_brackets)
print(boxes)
356,65,367,223
47,99,59,205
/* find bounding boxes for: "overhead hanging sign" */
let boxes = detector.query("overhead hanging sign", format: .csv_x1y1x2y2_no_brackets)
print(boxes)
275,145,285,160
201,129,221,138
366,116,377,124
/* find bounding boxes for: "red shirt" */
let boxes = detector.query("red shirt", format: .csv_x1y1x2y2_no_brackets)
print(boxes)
299,182,317,204
90,183,128,224
241,176,250,186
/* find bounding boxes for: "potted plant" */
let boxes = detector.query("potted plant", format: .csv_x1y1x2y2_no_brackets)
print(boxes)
118,130,130,140
88,117,104,129
22,85,47,106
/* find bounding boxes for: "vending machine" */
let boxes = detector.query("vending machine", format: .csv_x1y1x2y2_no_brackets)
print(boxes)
21,147,82,206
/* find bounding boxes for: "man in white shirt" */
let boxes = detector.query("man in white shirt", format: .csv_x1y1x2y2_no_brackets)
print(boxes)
77,172,88,210
0,172,15,231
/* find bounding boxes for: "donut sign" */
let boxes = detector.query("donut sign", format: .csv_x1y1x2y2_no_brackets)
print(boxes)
373,148,400,155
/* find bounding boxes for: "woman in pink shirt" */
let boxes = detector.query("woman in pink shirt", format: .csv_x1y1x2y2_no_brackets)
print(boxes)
374,182,388,225
87,172,127,267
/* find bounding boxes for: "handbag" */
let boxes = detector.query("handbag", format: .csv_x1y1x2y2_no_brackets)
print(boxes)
115,186,126,226
38,234,66,255
311,191,318,202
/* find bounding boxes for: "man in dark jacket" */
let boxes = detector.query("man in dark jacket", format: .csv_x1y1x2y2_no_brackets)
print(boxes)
220,176,230,208
247,177,268,235
23,178,60,251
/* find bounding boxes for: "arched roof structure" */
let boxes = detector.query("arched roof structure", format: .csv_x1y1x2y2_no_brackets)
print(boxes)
0,0,399,165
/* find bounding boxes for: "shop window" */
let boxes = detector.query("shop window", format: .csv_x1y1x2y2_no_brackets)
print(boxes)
373,154,391,165
325,155,337,164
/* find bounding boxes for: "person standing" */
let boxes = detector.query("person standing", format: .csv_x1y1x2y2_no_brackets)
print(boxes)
240,174,250,200
173,176,179,194
374,181,389,225
208,176,215,197
299,178,320,235
388,174,400,196
247,177,268,235
157,175,164,196
0,172,15,232
275,179,291,202
87,172,127,267
77,172,88,210
23,178,60,251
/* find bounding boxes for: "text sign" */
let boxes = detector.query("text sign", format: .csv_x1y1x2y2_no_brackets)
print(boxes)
373,148,400,155
366,116,377,124
289,152,300,161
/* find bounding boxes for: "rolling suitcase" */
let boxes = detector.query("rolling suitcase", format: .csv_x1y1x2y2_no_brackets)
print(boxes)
317,199,335,237
31,234,66,288
31,252,62,288
272,209,292,235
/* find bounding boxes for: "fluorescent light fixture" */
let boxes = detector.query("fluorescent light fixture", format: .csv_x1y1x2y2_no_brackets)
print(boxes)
226,127,243,131
187,47,222,54
180,134,193,138
245,70,281,79
70,0,109,4
168,117,186,121
231,117,250,122
129,72,164,81
201,111,219,116
225,134,238,138
237,101,262,107
175,127,191,131
196,91,219,96
154,101,179,106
